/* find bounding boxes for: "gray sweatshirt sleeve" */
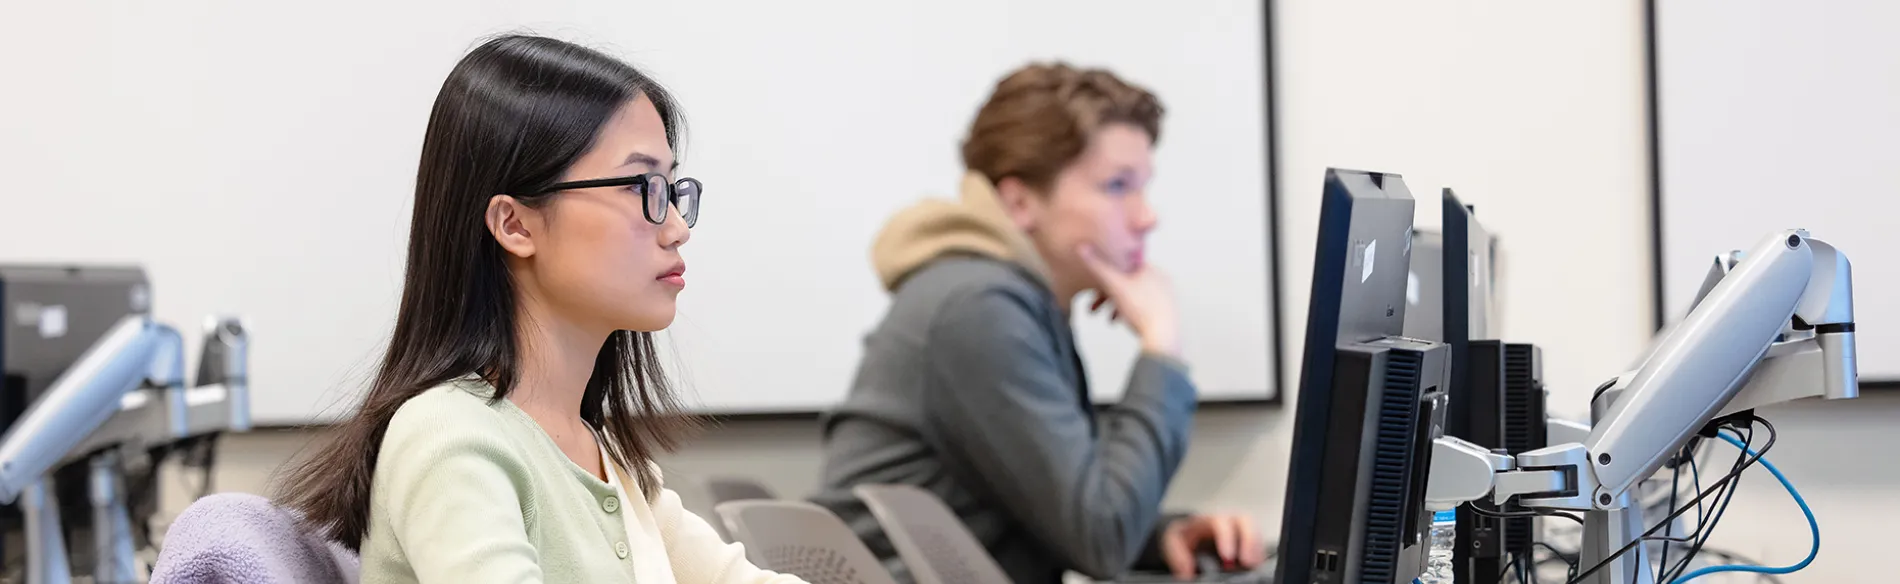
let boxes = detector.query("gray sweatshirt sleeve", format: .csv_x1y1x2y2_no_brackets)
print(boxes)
922,287,1198,579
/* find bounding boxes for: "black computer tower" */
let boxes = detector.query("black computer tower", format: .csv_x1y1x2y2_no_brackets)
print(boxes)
1296,338,1448,584
1499,343,1547,558
1449,340,1505,583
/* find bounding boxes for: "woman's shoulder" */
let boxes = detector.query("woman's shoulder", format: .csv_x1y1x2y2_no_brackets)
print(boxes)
381,380,532,457
390,379,512,423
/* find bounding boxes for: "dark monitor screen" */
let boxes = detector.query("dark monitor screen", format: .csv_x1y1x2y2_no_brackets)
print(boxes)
1438,190,1507,582
1440,190,1498,460
1442,189,1496,343
1277,168,1435,584
1295,168,1417,386
1404,191,1545,581
1404,191,1497,343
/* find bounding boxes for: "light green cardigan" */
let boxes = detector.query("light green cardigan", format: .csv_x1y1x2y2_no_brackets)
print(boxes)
359,380,801,584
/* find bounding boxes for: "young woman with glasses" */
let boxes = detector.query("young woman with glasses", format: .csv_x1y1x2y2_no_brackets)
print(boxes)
277,34,800,584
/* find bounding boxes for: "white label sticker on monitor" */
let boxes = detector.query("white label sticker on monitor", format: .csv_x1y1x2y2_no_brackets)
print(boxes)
38,305,67,339
1361,239,1378,283
1471,250,1484,288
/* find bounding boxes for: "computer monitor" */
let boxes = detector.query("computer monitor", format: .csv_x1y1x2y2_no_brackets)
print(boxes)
0,265,153,568
1406,195,1498,340
1438,191,1505,583
1442,192,1495,342
1407,193,1549,583
0,266,150,428
1275,169,1450,584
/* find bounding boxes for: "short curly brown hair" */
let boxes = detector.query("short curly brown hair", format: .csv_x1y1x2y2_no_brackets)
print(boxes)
960,62,1164,192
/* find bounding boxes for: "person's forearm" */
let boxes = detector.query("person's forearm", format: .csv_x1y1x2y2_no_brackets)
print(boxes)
924,288,1201,579
931,356,1197,578
1112,354,1197,438
1051,355,1195,576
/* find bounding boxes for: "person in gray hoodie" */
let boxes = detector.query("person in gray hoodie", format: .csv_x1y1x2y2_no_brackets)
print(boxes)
809,63,1265,584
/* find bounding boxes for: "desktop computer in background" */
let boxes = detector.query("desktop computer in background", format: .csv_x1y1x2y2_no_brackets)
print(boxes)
0,266,153,565
1405,193,1549,583
0,266,151,429
1275,169,1450,584
0,265,249,581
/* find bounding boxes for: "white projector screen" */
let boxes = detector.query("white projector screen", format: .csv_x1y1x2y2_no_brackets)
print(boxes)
0,1,1278,423
1653,0,1897,384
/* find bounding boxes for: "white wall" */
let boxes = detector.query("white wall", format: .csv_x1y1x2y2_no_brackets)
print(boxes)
1273,0,1655,412
1653,0,1899,382
150,1,1890,583
0,0,1278,423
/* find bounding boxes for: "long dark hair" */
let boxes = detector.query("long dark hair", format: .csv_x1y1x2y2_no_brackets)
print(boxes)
277,34,695,551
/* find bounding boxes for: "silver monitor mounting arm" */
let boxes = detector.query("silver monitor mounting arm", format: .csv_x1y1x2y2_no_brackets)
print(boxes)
1498,230,1855,512
1424,229,1857,584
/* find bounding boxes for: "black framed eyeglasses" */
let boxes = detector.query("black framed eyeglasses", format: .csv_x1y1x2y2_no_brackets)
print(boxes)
527,173,703,227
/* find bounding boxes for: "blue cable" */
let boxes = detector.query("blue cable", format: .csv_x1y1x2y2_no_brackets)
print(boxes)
1668,430,1818,583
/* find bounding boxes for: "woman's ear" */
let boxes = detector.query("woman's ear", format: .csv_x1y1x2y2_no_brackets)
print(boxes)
994,177,1044,232
485,195,540,258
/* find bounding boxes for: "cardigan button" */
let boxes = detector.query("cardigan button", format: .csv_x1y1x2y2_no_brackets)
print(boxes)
603,496,620,513
615,541,629,559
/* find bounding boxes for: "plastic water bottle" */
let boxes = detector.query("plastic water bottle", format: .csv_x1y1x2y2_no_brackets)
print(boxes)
1420,509,1457,584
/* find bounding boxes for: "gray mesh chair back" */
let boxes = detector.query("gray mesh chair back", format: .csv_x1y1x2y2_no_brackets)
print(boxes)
852,484,1010,584
697,476,777,543
707,476,778,505
714,500,899,584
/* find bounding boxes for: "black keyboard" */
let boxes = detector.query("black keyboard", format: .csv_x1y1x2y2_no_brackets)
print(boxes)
1111,557,1276,584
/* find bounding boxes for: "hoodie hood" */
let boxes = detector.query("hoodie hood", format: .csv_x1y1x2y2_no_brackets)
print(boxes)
871,171,1053,291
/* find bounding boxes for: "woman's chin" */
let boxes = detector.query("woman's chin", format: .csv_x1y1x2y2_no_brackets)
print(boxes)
625,318,674,334
614,303,677,333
